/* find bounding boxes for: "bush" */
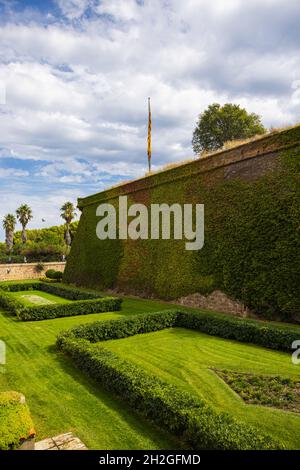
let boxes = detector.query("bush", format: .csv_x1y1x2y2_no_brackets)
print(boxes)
39,277,57,283
176,309,300,353
57,326,282,450
0,391,35,450
0,280,41,292
40,282,101,300
45,269,63,280
57,308,300,353
0,281,122,321
58,310,178,344
17,297,122,321
45,269,56,278
0,280,101,299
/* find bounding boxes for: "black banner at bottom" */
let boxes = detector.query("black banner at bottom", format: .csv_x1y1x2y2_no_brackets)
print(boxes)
0,450,299,468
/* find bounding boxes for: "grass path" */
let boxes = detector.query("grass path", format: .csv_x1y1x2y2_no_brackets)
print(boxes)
0,297,177,450
103,327,300,449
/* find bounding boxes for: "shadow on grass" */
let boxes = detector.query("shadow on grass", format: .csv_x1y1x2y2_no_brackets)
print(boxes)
46,343,184,450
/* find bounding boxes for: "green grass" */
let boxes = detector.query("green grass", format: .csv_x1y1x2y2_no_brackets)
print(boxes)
10,290,71,306
103,327,300,449
0,297,178,450
1,281,300,450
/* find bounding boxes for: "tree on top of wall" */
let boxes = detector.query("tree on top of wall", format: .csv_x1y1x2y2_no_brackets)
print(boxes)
192,103,266,154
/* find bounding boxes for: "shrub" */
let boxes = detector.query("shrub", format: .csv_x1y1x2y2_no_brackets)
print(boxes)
39,282,101,300
176,309,300,352
57,309,300,449
57,331,282,450
0,281,122,321
17,297,122,321
45,269,63,280
39,277,57,283
45,269,56,279
57,308,300,353
58,310,178,344
0,280,41,292
0,391,34,450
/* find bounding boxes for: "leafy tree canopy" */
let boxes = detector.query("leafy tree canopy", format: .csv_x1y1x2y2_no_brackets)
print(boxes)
192,103,266,154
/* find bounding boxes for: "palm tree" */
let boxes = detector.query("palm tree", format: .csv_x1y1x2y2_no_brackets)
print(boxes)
60,202,76,248
16,204,33,244
3,214,16,253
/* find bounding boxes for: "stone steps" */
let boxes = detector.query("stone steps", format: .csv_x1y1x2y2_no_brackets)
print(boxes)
35,432,87,450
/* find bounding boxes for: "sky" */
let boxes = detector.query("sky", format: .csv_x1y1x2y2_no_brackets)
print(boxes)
0,0,300,240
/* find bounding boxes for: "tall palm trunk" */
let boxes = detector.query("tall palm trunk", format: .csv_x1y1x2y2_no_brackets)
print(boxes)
64,224,71,246
21,225,27,244
5,229,14,252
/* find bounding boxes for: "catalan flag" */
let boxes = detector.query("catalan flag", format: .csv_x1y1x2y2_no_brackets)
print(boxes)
147,97,152,172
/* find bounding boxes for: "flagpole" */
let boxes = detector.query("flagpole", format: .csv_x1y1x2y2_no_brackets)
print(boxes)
147,97,152,173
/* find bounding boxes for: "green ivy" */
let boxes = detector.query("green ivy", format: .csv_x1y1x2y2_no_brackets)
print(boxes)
64,128,300,322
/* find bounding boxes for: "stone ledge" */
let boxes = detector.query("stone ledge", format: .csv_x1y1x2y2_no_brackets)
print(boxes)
35,432,87,451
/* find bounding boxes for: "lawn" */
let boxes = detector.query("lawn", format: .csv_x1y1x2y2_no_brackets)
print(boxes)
1,285,300,450
10,290,71,305
103,327,300,449
0,296,178,450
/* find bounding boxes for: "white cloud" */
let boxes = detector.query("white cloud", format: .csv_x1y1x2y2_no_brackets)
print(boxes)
0,0,299,239
55,0,94,20
0,167,29,178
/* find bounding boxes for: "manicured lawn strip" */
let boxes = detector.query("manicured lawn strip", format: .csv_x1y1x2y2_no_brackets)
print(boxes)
0,297,179,449
0,391,34,450
104,327,300,449
58,334,281,450
60,309,300,352
0,282,122,321
58,310,300,449
10,290,71,306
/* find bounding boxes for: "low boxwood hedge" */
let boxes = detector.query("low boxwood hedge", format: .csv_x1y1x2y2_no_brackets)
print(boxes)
0,391,35,450
57,309,300,353
17,297,122,321
0,280,41,292
57,316,284,450
0,282,122,321
0,280,101,300
176,310,300,353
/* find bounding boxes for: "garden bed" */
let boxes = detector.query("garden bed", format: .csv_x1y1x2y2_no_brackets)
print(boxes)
57,309,300,449
0,281,122,320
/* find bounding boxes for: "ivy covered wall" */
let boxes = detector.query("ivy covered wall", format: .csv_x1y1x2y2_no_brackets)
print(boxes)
64,126,300,322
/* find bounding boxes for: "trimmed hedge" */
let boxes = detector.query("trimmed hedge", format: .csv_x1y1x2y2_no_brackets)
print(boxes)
176,310,300,353
40,282,101,300
59,310,178,344
0,391,34,450
57,309,300,353
0,281,101,300
57,314,284,450
17,297,122,321
0,281,122,321
0,280,41,292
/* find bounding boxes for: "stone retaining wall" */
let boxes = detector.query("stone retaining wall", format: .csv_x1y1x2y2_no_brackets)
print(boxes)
176,290,252,318
0,262,66,281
